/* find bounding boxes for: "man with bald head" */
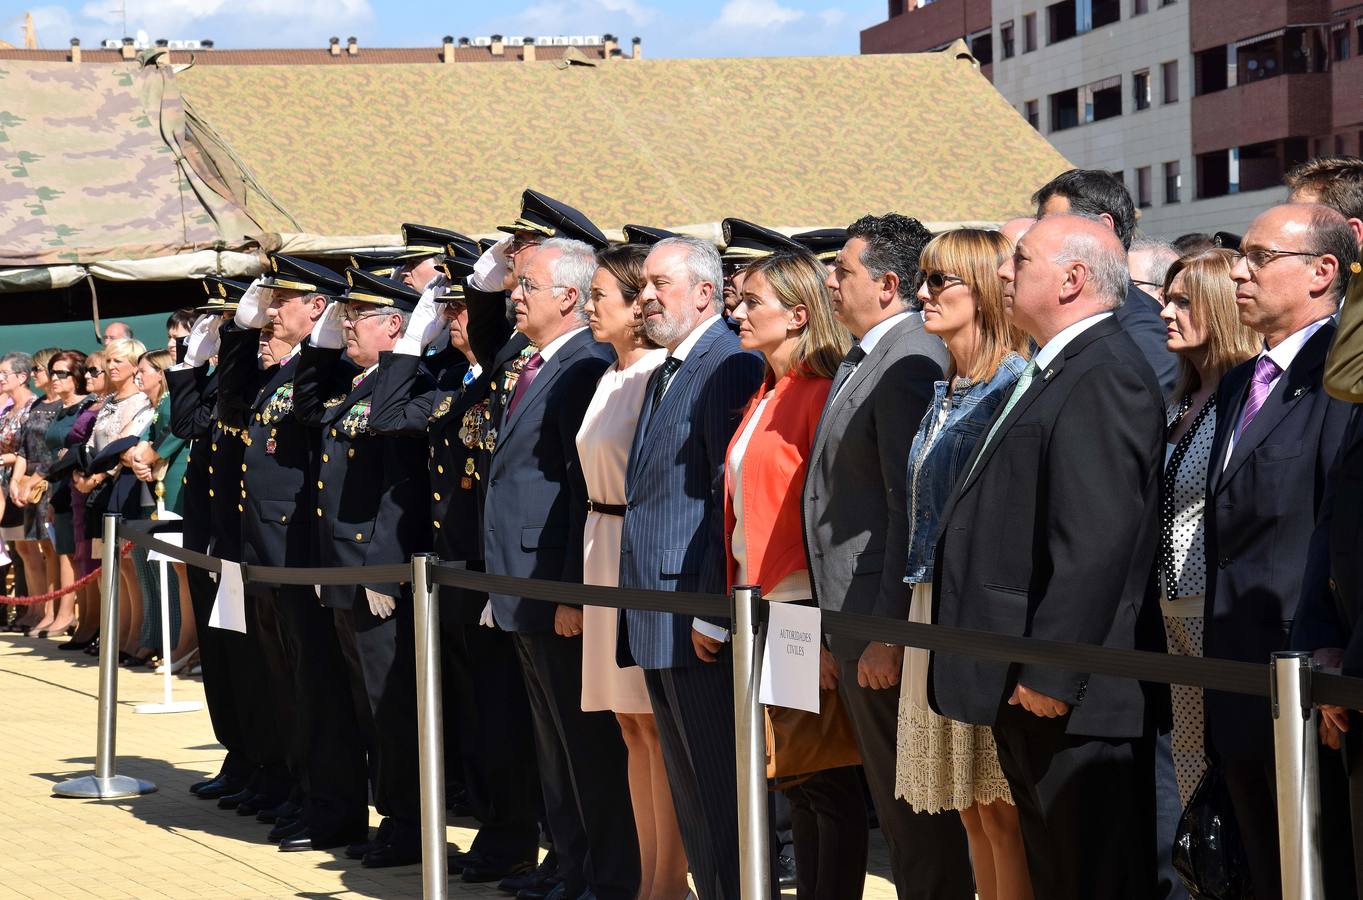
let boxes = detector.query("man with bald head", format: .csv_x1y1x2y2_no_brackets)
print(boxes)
998,216,1036,245
930,215,1166,898
1205,203,1358,898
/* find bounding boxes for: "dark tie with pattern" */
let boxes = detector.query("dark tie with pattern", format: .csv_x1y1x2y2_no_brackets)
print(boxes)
651,356,682,414
829,344,867,399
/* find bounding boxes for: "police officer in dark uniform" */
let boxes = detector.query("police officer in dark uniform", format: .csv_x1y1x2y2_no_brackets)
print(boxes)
214,256,372,851
293,268,435,868
166,279,264,801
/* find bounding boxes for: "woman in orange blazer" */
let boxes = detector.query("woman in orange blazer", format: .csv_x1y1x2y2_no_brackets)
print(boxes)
712,249,861,900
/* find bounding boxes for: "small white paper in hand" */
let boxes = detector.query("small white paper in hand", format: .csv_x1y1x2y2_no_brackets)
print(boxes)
209,560,248,634
759,602,821,713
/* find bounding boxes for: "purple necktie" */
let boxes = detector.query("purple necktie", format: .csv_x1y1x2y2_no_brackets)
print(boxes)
1236,355,1282,439
504,351,543,421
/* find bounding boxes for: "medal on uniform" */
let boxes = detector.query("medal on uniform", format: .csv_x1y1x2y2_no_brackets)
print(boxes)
430,395,452,421
461,457,475,490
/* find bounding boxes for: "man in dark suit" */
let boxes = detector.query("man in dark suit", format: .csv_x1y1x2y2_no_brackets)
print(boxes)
617,236,766,900
292,268,435,867
1206,203,1359,898
931,215,1167,899
802,213,969,900
482,238,636,900
1032,168,1179,398
214,255,372,852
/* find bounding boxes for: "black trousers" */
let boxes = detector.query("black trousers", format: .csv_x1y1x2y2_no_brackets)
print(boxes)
335,587,421,846
443,615,540,866
219,583,290,797
835,659,974,900
273,585,368,838
992,703,1158,900
514,630,639,900
784,765,868,900
248,585,301,799
186,565,253,784
1222,749,1358,900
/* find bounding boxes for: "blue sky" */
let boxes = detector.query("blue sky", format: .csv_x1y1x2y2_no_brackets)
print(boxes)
3,0,886,58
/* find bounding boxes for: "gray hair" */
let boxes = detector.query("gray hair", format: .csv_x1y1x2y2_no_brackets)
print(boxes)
1301,205,1360,302
542,237,598,323
1129,238,1179,287
0,351,32,378
1054,231,1129,309
653,235,724,313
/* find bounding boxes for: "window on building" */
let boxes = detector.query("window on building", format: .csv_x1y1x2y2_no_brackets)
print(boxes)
1024,13,1037,52
1001,20,1015,59
1025,99,1040,129
1133,69,1151,110
889,0,906,16
1086,76,1123,121
1197,138,1308,199
970,29,994,65
1337,134,1347,156
1358,17,1363,53
1164,161,1181,203
1161,0,1175,5
1050,88,1080,131
1332,24,1349,62
1136,167,1152,208
1046,0,1120,44
1134,0,1148,14
1162,60,1179,103
1048,1,1077,44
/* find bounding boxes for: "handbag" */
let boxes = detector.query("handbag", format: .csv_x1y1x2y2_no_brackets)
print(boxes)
25,476,49,506
1173,764,1255,900
765,687,862,789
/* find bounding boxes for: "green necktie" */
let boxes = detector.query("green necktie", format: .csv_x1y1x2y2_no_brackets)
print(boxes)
965,360,1039,483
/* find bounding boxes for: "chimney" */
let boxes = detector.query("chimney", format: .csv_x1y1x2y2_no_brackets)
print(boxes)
603,33,618,57
121,36,136,60
522,37,536,62
442,35,455,63
154,38,168,47
490,34,504,56
459,36,471,46
201,39,214,49
346,36,358,55
329,36,341,56
69,37,81,64
631,36,642,59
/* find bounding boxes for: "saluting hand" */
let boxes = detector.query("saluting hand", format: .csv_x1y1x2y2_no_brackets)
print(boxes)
234,276,271,330
1009,683,1070,718
183,314,222,367
310,301,347,350
395,279,449,356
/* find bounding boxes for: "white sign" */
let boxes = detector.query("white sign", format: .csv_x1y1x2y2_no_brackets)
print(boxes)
209,560,247,633
759,602,821,713
146,511,183,564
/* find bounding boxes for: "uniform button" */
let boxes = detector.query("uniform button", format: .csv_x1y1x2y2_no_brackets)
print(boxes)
443,438,450,448
433,520,441,529
208,489,215,497
316,507,322,517
331,428,337,437
280,515,287,522
211,443,218,451
208,465,214,474
433,492,441,501
317,480,324,489
237,504,244,512
322,453,329,462
347,448,354,459
241,463,247,472
437,465,444,474
355,532,363,541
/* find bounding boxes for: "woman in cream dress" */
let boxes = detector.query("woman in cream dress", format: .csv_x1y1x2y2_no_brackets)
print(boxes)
575,243,689,900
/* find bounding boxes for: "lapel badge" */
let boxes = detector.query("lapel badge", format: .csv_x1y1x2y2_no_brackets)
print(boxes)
1043,368,1054,381
324,394,347,408
1291,387,1306,399
430,395,453,421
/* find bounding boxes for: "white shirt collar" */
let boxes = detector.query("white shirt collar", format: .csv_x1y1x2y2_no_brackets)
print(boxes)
536,325,589,363
856,310,913,356
671,314,721,362
1033,312,1113,371
1259,316,1332,374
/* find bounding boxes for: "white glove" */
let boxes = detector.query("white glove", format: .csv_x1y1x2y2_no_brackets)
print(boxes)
183,314,223,367
365,588,396,620
394,277,449,356
479,601,496,628
469,235,512,292
233,276,271,330
310,301,346,350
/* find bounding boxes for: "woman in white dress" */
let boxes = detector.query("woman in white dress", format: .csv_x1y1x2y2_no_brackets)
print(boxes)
575,243,689,899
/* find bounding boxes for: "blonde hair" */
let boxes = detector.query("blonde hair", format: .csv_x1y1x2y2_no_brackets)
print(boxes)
740,251,851,379
137,348,174,403
919,229,1031,382
102,337,147,366
1162,249,1260,395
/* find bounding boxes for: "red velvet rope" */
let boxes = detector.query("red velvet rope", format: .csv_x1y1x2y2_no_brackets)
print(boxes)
2,541,133,606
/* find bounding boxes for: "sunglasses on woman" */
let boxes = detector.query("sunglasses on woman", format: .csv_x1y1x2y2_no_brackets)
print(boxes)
49,369,75,380
917,271,966,293
84,367,104,377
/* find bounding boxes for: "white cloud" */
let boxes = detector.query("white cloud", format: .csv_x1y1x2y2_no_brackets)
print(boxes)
716,0,805,29
74,0,372,43
817,8,845,27
511,0,657,34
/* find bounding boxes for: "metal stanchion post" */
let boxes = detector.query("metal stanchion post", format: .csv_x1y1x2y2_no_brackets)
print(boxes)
1272,650,1324,900
731,585,770,900
412,554,447,900
54,513,157,799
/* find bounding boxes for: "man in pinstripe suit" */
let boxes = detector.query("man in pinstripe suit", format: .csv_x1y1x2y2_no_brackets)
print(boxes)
618,236,766,900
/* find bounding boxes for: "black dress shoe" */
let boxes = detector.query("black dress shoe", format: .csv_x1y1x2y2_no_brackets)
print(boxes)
279,827,368,853
518,882,569,900
194,779,241,800
217,787,255,810
500,854,558,894
361,842,422,869
236,793,279,817
345,837,379,860
257,800,300,824
463,857,534,884
776,853,797,888
268,818,306,843
189,778,216,795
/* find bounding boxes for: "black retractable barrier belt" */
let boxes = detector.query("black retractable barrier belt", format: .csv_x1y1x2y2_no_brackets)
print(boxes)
116,521,1363,708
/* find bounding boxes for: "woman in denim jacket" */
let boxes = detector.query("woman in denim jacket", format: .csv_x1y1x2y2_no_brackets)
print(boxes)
894,229,1034,900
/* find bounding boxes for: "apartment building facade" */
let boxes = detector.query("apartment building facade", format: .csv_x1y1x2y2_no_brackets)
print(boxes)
863,0,1363,238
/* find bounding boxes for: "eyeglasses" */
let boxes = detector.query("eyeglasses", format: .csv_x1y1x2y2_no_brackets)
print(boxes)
49,370,75,380
916,271,966,294
84,367,104,377
30,365,43,373
516,278,566,296
343,306,394,323
0,371,16,382
1132,278,1163,291
1232,248,1321,273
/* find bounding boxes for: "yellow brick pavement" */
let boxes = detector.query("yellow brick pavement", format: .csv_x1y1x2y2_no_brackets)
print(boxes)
0,633,899,898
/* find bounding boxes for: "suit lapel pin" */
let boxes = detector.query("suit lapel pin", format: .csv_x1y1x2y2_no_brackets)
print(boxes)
1043,368,1054,381
1291,387,1305,399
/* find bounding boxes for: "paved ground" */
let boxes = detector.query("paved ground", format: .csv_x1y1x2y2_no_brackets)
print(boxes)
0,632,899,899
